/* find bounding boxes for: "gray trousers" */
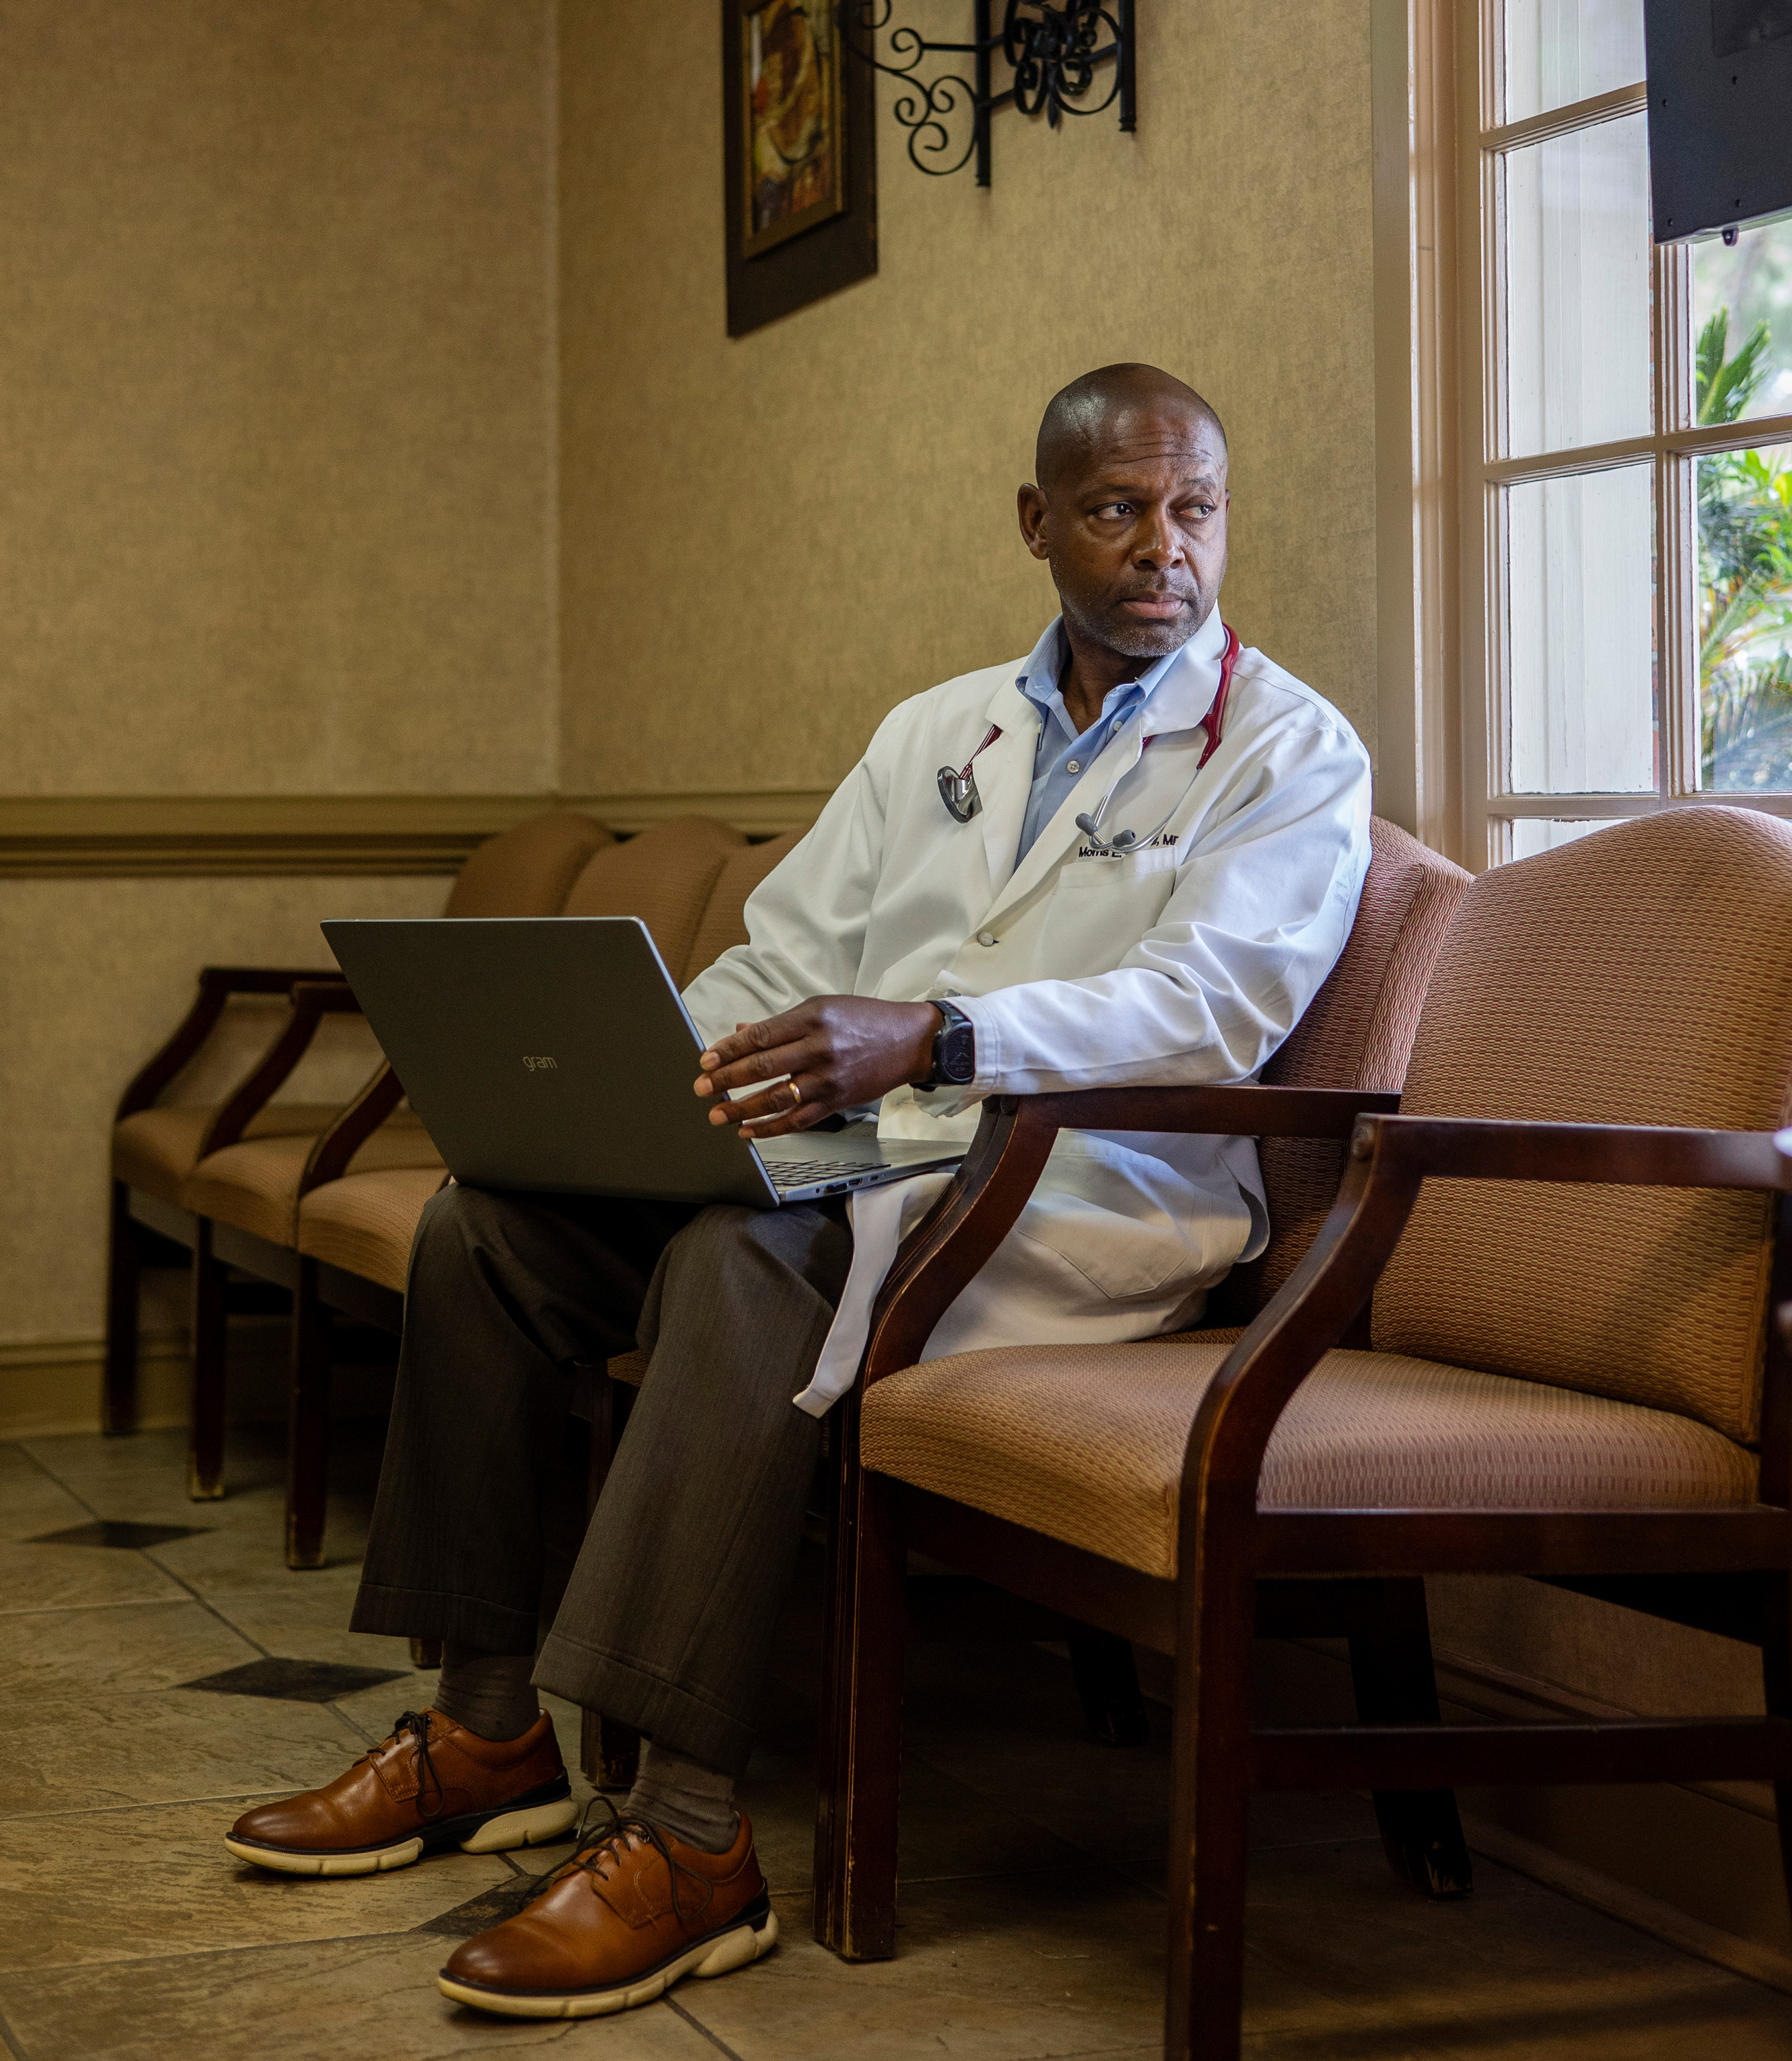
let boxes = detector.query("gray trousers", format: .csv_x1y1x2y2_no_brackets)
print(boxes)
350,1182,853,1776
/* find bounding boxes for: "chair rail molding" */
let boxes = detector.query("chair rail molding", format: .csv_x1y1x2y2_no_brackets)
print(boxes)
0,791,832,878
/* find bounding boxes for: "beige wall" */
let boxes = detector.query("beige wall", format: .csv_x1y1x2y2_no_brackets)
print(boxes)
0,0,557,798
0,0,557,1413
558,0,1379,800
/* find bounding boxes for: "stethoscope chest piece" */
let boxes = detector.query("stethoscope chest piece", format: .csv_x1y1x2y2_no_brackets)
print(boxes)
938,721,1002,824
937,766,982,822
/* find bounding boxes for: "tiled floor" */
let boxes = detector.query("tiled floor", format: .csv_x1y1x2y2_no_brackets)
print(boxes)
3,1422,1791,2061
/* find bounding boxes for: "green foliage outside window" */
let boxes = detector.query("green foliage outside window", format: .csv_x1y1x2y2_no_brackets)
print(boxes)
1698,311,1792,790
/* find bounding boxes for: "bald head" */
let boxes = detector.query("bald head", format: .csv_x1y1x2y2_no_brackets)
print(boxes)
1017,362,1231,691
1034,363,1227,493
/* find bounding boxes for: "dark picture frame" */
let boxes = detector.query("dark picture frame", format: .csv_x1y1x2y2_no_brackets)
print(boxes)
723,0,876,338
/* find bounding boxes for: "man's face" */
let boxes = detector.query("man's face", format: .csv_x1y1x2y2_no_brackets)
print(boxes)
1017,405,1229,662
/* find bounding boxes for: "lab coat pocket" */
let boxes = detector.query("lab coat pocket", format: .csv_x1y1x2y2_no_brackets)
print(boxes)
1011,1131,1198,1302
1041,848,1183,973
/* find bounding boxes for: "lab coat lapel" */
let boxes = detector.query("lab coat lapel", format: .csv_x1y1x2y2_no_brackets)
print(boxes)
973,717,1146,933
973,681,1037,892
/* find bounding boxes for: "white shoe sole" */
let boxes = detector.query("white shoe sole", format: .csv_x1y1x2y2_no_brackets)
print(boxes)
223,1796,580,1878
436,1907,780,2019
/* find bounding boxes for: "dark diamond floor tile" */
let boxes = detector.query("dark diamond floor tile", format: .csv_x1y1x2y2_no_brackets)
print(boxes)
27,1519,210,1551
416,1865,558,1937
178,1656,407,1703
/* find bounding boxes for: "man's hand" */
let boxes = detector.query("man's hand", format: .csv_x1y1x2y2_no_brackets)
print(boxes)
694,997,942,1138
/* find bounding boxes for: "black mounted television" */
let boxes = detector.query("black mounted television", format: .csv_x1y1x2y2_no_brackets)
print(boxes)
1646,0,1792,241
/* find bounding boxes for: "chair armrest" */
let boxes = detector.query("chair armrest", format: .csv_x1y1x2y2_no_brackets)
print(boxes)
115,966,348,1120
1179,1112,1792,1543
299,1062,408,1197
861,1084,1404,1386
201,979,367,1156
1350,1112,1792,1193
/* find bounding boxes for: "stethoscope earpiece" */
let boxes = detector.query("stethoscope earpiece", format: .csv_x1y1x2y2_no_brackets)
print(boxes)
1074,811,1139,855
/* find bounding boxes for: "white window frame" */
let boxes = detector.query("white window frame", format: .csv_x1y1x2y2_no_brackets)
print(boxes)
1373,0,1792,870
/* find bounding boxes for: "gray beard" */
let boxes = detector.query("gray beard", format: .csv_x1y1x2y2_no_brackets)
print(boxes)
1058,586,1202,662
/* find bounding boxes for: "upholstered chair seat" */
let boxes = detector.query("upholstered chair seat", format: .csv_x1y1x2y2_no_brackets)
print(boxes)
862,1338,1760,1584
296,1164,453,1293
113,1103,344,1208
182,1112,441,1249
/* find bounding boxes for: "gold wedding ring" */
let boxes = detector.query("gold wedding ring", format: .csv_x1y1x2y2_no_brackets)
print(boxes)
784,1079,804,1112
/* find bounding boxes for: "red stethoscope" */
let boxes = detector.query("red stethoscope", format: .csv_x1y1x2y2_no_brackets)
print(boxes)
936,624,1241,850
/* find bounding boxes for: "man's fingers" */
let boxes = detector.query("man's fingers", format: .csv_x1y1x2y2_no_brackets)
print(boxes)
707,1078,809,1129
702,1009,813,1072
696,1037,817,1098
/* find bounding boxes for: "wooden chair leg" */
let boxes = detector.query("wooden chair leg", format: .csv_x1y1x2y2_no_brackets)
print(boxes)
285,1257,333,1568
187,1219,228,1500
1761,1570,1792,1900
104,1181,143,1437
1166,1547,1256,2061
813,1415,906,1961
1067,1626,1150,1746
580,1711,641,1790
409,1637,442,1669
1346,1578,1473,1900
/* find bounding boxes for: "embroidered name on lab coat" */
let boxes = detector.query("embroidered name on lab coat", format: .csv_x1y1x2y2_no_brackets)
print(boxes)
1075,831,1180,861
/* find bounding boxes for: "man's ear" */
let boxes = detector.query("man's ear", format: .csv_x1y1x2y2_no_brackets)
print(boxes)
1016,482,1052,562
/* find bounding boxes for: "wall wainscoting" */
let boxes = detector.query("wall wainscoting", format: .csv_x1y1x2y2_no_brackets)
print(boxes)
0,791,834,878
0,1328,396,1439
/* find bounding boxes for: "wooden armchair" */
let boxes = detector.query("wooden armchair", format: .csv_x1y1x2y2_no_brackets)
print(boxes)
813,806,1792,2061
159,813,611,1518
106,965,345,1435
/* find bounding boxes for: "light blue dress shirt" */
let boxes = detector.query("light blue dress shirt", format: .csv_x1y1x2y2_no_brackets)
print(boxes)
1013,620,1182,863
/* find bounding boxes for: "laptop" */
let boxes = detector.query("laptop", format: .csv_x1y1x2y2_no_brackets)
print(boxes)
319,916,966,1208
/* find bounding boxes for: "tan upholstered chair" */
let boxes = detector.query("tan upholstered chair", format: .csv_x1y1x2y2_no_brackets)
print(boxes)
587,819,1467,1792
103,812,612,1444
815,808,1792,2061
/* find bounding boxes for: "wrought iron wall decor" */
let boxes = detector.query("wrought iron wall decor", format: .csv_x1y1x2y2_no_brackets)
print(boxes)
837,0,1135,185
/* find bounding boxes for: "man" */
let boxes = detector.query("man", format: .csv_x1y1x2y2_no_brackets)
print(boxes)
222,365,1372,2020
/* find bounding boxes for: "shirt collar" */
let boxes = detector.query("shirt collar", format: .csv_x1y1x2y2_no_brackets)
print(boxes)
1013,616,1205,740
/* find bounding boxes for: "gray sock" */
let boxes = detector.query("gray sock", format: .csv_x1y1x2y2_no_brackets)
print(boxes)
625,1739,740,1854
433,1642,539,1743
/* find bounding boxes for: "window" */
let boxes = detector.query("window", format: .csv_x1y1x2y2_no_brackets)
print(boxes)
1466,0,1792,864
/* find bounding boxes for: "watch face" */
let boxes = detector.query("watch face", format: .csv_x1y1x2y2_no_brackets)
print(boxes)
941,1022,976,1083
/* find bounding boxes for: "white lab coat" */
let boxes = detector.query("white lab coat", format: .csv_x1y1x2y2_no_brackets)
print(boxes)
683,605,1373,1415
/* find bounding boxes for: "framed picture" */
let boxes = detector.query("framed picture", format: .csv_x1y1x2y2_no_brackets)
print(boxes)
723,0,876,337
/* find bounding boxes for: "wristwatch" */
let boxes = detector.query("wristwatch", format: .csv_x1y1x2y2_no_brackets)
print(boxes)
922,1000,977,1089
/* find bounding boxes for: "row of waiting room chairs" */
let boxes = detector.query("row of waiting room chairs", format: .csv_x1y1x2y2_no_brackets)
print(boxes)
105,808,808,1565
107,796,1792,2058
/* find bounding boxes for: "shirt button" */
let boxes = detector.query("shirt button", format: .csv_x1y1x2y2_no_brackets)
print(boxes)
976,930,997,947
1067,760,1080,774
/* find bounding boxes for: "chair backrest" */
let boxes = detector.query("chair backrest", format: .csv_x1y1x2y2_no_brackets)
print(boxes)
560,815,747,980
1372,807,1792,1442
683,826,811,981
1212,816,1471,1319
444,811,612,918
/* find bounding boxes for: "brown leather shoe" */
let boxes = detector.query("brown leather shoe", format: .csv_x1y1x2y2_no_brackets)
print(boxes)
224,1707,575,1877
436,1804,777,2018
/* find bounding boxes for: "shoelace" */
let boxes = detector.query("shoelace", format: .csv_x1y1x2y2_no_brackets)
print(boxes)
536,1797,716,1930
367,1709,445,1822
